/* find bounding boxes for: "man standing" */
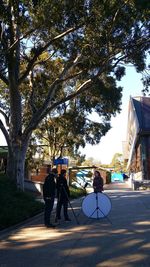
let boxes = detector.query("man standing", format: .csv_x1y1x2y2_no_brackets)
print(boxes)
55,169,71,222
43,168,57,228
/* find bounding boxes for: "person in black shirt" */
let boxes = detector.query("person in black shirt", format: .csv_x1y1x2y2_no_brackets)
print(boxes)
43,168,57,228
55,169,71,222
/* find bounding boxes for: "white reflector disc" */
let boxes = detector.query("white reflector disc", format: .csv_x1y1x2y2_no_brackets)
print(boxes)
82,192,112,219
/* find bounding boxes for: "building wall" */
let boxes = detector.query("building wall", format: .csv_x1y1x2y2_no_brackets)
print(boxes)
125,97,150,181
30,165,51,182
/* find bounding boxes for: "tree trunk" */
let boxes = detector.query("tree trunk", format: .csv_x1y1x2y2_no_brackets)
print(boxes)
7,139,29,191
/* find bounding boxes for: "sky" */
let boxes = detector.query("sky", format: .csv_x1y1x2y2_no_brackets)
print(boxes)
0,66,148,164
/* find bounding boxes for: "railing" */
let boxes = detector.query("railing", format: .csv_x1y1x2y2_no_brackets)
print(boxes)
133,180,150,190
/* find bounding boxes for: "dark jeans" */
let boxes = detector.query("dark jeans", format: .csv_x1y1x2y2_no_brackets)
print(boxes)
56,199,69,220
44,197,55,226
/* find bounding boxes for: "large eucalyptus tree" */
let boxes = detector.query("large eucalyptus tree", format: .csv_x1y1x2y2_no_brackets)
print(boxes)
0,0,149,189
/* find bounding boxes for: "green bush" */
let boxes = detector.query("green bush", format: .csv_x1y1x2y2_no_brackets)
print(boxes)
70,185,86,199
0,174,44,230
0,174,86,230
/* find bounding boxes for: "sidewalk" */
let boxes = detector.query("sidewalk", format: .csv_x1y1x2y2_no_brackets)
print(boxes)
1,182,150,267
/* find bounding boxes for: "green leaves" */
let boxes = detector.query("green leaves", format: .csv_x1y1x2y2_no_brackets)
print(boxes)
0,0,149,165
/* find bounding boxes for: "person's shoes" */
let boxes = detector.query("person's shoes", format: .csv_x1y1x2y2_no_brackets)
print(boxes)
45,223,56,228
65,218,71,222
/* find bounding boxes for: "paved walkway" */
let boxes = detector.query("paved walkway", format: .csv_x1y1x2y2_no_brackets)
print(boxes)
1,182,150,267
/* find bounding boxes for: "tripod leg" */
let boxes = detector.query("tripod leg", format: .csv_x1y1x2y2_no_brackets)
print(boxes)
88,207,99,218
62,185,80,225
96,193,112,224
96,193,99,219
97,207,112,224
67,200,80,225
88,193,100,219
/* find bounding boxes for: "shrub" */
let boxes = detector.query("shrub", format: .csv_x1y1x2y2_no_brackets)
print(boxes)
70,185,86,199
0,174,44,230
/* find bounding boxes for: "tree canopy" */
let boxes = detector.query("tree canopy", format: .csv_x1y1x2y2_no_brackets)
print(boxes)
110,153,125,172
0,0,149,189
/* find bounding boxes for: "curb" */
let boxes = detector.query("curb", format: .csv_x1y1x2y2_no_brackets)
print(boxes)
0,196,85,239
0,211,44,239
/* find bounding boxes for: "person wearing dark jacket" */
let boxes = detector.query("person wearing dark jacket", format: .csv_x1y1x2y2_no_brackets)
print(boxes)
43,169,57,228
93,170,104,193
55,169,71,222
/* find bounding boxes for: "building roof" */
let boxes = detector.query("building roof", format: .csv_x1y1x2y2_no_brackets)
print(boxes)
132,96,150,133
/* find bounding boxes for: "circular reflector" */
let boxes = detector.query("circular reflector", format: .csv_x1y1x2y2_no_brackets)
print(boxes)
82,192,112,219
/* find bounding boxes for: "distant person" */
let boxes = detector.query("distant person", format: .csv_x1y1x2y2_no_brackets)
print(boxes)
43,168,57,228
55,169,71,222
93,170,104,193
123,173,129,180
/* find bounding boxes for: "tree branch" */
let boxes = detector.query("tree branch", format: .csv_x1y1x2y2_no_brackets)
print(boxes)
19,26,81,84
33,51,56,67
0,73,9,85
8,28,36,52
23,79,92,137
26,54,84,125
0,109,9,126
0,119,10,147
28,71,37,114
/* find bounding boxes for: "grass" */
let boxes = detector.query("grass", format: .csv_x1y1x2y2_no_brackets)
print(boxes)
0,174,86,230
0,174,44,230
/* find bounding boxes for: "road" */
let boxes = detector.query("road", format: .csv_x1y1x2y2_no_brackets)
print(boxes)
0,182,150,267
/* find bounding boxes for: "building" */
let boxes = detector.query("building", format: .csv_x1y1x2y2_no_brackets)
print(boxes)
124,96,150,182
